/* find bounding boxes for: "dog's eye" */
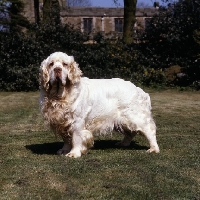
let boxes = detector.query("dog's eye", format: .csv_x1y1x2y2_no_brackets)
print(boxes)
63,63,68,67
49,62,54,67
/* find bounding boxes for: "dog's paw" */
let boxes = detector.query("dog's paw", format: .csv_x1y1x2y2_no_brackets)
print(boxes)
66,150,81,158
57,149,70,155
146,147,160,153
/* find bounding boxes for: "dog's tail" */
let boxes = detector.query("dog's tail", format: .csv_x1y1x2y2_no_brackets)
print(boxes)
136,87,152,110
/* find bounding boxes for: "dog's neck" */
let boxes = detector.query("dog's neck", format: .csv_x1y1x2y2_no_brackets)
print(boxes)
47,80,71,101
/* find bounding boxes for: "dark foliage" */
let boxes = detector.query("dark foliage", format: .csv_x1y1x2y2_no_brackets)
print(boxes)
140,0,200,86
0,33,39,91
0,22,87,91
0,19,164,91
0,0,200,91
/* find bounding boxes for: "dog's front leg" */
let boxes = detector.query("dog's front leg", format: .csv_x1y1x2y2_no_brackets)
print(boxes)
57,136,72,155
66,129,94,158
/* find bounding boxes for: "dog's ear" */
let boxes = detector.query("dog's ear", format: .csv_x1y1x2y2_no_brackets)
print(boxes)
39,59,50,91
68,56,82,84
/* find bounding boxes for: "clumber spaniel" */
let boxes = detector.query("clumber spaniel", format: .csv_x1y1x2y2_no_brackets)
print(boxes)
39,52,160,158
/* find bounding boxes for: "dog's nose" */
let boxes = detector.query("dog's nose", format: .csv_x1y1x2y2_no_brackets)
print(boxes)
54,67,62,78
54,67,62,73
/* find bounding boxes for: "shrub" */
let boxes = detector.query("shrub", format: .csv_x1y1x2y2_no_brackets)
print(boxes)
139,0,200,87
0,22,86,91
0,33,39,91
1,0,200,91
1,12,199,91
0,27,168,92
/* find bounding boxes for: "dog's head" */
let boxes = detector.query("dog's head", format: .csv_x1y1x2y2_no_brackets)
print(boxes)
39,52,82,93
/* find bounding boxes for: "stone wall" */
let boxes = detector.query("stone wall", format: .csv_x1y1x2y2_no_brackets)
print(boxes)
60,7,158,37
20,2,158,37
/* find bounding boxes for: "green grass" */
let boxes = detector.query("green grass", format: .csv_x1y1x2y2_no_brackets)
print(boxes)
0,90,199,200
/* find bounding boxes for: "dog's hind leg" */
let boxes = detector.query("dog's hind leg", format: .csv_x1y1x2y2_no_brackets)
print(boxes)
117,114,160,153
139,120,160,153
115,130,137,147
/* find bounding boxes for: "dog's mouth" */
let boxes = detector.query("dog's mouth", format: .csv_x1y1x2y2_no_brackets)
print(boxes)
48,76,65,99
55,77,65,93
56,76,61,82
52,72,64,85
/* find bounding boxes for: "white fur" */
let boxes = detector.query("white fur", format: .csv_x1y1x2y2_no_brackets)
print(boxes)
39,52,160,158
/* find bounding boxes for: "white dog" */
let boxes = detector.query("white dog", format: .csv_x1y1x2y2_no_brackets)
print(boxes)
39,52,160,158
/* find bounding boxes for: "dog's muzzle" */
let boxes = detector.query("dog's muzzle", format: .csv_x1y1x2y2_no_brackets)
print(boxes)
54,67,62,80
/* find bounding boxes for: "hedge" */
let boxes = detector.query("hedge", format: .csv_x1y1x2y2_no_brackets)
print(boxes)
0,22,199,91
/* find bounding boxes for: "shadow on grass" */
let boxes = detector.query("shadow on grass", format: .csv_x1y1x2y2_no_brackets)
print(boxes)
94,140,148,151
25,142,63,155
25,140,148,155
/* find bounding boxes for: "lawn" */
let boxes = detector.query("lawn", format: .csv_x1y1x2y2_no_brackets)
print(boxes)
0,90,199,200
